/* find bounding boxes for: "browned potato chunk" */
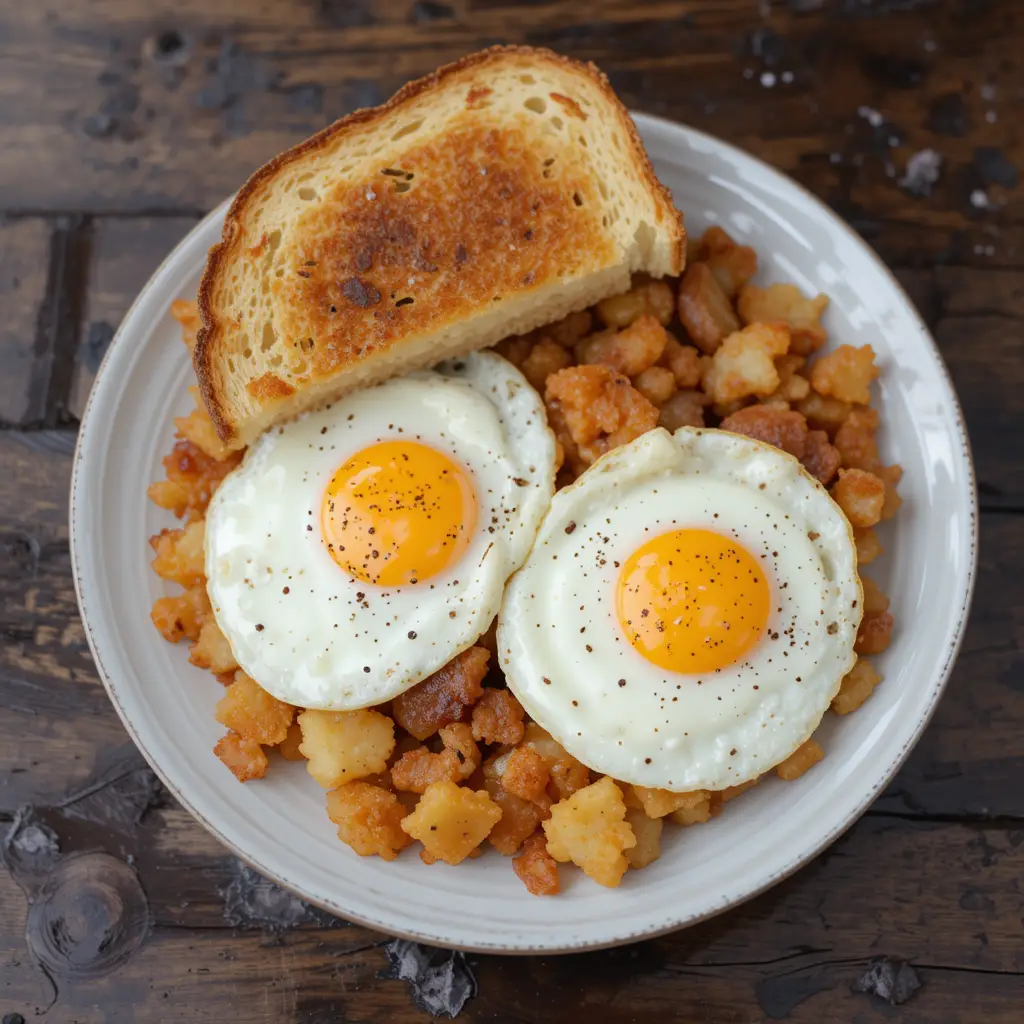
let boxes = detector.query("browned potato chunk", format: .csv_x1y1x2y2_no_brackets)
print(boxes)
737,283,829,356
494,335,533,367
150,520,206,587
577,314,668,377
147,440,242,523
520,337,572,393
878,464,903,521
502,746,551,803
624,809,663,869
215,731,268,782
391,647,489,740
484,776,549,855
150,585,210,643
276,721,306,761
776,739,824,781
801,429,842,486
702,323,790,405
854,526,883,565
677,262,740,354
546,365,659,471
390,746,461,794
594,289,648,329
659,336,703,388
659,390,707,431
632,366,676,406
542,777,636,888
720,405,808,459
513,831,561,895
832,658,883,715
860,576,890,614
401,780,503,866
547,310,594,347
298,708,395,789
189,618,239,675
832,468,886,528
796,391,852,436
855,611,894,655
471,688,526,746
215,671,294,745
833,406,880,471
698,226,758,299
327,782,412,861
549,757,591,802
810,344,879,405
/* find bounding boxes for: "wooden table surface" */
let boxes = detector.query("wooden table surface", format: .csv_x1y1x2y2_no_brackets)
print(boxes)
1,1,1022,1021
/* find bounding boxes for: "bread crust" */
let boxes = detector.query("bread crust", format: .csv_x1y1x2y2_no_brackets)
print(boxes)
195,45,684,443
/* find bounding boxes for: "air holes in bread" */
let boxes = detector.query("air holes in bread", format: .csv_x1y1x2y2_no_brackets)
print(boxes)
395,297,414,307
392,119,423,141
524,96,547,114
261,322,277,352
551,116,564,130
298,187,318,201
573,192,584,207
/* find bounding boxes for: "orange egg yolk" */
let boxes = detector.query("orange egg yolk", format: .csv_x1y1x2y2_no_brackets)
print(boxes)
321,440,477,587
616,528,770,674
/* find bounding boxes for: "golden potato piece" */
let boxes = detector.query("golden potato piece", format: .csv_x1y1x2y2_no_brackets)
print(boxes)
860,576,890,615
189,618,239,675
150,585,210,643
776,739,824,781
698,226,757,299
513,831,561,896
668,791,713,826
809,344,879,405
326,781,412,861
832,658,883,715
720,405,808,459
149,520,206,587
542,777,636,888
854,526,883,565
520,337,572,393
577,314,669,377
546,310,593,347
702,323,790,405
796,391,852,437
214,731,268,782
632,785,707,819
659,335,703,389
298,708,395,789
471,688,526,746
737,283,828,356
624,809,663,869
171,298,201,352
832,468,886,528
677,262,740,354
632,365,676,406
215,671,295,745
276,721,306,761
401,780,503,866
878,464,903,521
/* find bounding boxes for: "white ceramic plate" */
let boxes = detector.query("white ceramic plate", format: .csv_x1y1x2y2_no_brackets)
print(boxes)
70,115,977,953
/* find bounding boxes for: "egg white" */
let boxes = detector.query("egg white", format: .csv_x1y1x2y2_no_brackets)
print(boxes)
497,426,861,791
205,351,555,710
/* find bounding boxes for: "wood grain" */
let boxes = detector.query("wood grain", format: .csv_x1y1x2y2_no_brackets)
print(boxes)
1,0,1021,235
2,1,1023,1020
68,216,200,420
2,813,1022,1022
0,219,54,425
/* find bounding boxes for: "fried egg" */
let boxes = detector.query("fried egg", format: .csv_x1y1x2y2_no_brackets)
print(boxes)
498,426,861,791
205,351,555,709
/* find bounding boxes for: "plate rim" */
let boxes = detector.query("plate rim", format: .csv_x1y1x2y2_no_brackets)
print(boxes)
69,111,979,954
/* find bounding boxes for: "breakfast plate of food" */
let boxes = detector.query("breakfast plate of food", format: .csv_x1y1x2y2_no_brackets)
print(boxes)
70,45,976,952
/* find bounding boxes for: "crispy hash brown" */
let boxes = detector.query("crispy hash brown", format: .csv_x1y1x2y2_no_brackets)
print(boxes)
149,225,898,894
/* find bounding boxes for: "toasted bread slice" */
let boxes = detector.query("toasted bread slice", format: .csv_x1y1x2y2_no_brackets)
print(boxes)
196,45,685,446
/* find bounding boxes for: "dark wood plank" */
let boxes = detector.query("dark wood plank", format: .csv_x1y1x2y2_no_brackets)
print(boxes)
2,812,1022,1021
0,219,54,425
68,216,200,420
1,0,1022,238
